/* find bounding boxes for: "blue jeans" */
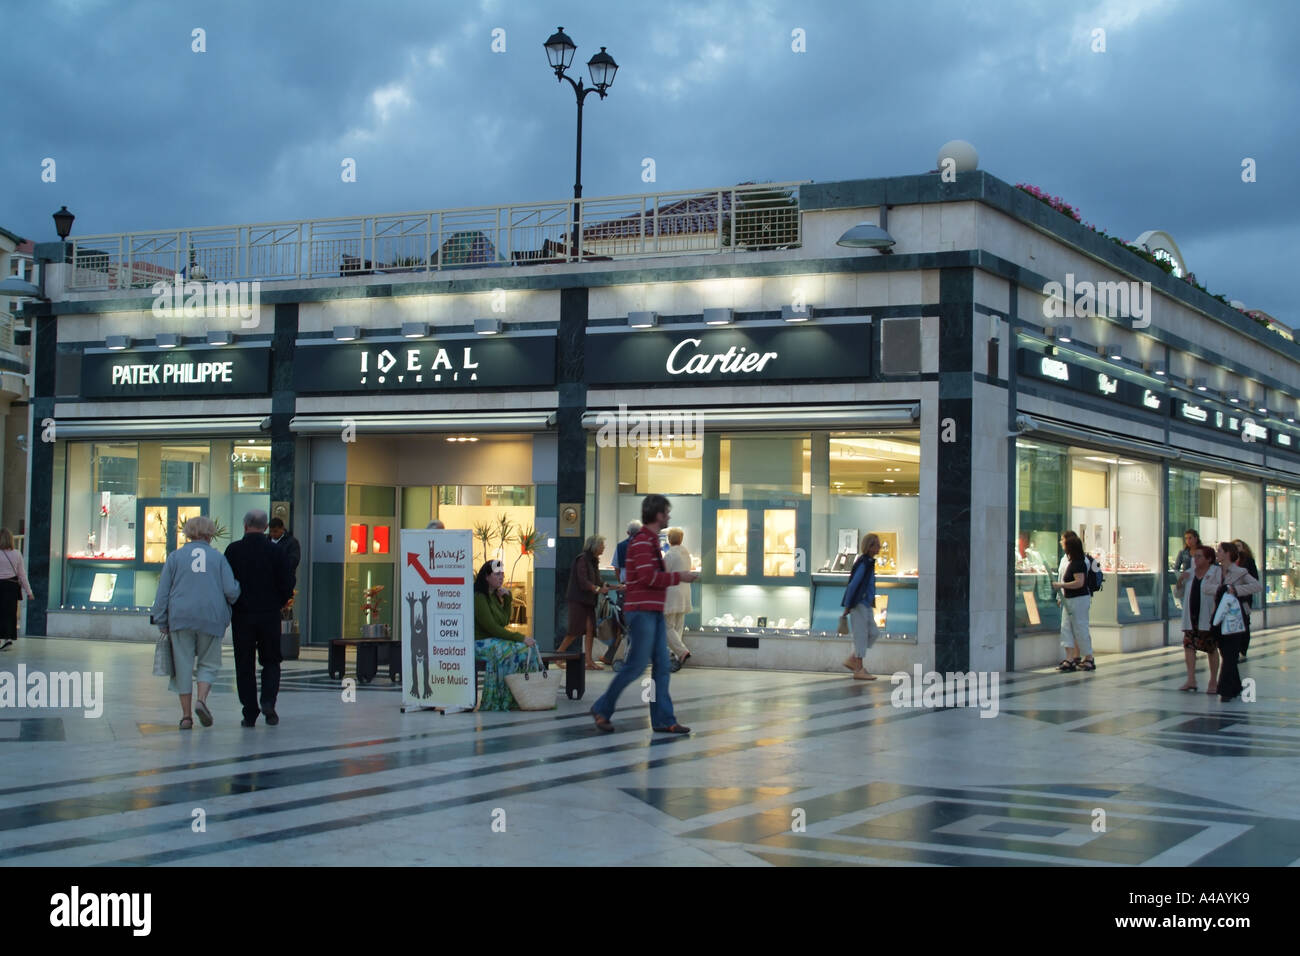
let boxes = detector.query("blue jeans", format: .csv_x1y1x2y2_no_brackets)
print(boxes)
592,611,676,727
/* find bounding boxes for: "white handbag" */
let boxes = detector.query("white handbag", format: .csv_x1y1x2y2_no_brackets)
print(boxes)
504,646,556,710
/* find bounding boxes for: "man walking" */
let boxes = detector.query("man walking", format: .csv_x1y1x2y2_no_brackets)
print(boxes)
267,517,301,574
614,521,640,584
225,510,296,726
590,495,698,735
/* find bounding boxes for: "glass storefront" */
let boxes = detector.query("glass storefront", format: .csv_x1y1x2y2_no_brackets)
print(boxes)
589,427,921,637
1166,467,1261,618
59,438,272,609
1265,484,1300,604
1015,440,1161,630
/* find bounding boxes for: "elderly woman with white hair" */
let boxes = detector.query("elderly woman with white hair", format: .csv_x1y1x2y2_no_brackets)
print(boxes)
150,515,241,730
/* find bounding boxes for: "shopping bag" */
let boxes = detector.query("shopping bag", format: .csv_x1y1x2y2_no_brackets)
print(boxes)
152,633,175,678
504,646,556,710
1213,592,1246,635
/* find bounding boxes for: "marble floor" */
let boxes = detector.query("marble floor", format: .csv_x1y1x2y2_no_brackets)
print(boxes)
0,628,1296,867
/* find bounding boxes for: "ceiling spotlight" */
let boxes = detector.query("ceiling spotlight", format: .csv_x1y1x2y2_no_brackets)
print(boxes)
702,308,733,326
474,318,502,335
628,311,658,329
401,322,429,339
333,325,360,342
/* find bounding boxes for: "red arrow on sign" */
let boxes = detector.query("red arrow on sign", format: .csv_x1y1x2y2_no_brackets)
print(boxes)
406,552,464,586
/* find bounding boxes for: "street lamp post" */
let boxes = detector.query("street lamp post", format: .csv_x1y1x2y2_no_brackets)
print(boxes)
543,27,618,260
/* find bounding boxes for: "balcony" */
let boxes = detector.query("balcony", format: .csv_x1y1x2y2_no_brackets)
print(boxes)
66,181,806,291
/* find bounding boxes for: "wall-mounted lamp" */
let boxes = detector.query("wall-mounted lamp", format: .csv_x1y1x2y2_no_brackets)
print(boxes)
155,333,180,349
1100,344,1123,362
105,335,131,351
401,322,428,339
1194,377,1209,392
702,308,732,326
333,325,360,342
1224,390,1240,404
781,305,815,323
1047,325,1072,344
474,318,502,335
206,331,234,346
1144,360,1167,377
628,311,657,329
835,206,895,253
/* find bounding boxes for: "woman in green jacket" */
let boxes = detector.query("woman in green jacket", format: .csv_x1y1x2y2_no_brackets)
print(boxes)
473,560,536,710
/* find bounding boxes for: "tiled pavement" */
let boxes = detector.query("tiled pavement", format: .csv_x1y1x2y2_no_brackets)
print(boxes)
0,629,1297,866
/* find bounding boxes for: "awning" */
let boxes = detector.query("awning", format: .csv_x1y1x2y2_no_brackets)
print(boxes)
289,412,555,434
581,404,920,430
53,417,266,438
1017,414,1287,481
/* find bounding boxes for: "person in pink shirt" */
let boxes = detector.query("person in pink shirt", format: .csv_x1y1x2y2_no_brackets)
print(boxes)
589,495,699,735
0,528,35,650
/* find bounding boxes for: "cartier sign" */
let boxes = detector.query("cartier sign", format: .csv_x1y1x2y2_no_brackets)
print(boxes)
586,323,869,386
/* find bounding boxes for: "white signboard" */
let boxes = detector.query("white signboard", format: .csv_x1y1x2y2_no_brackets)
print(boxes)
399,529,476,712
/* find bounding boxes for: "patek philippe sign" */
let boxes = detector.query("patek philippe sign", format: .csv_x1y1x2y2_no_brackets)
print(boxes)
294,337,556,393
80,347,271,398
1017,349,1163,413
585,323,869,386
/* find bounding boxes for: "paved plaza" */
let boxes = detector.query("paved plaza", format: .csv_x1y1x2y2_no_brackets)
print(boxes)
1,629,1298,867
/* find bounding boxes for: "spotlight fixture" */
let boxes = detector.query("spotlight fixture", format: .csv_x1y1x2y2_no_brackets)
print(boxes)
1194,377,1209,392
1047,325,1072,344
628,311,658,329
474,318,502,335
444,436,480,443
206,331,234,346
702,308,732,326
105,335,131,350
155,333,180,349
333,325,360,342
1144,359,1167,377
781,305,815,323
1101,344,1123,362
1224,390,1240,404
401,322,429,339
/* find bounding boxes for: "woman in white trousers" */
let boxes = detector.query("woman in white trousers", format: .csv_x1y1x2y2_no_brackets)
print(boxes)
662,528,693,670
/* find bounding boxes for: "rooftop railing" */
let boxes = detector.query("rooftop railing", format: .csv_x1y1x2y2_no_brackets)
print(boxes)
66,181,806,291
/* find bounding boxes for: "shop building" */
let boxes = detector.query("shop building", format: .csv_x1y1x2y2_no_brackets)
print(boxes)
21,171,1300,671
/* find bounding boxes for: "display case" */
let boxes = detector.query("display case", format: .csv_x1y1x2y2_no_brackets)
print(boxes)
762,509,797,577
810,573,918,638
137,499,210,567
702,499,810,586
714,508,748,576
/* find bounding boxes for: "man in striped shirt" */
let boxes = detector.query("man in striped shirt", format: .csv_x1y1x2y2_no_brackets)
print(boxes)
590,494,699,735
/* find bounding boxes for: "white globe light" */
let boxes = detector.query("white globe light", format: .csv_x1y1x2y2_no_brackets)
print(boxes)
937,140,978,173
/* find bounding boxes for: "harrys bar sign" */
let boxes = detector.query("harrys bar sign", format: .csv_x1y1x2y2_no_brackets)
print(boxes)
585,323,870,386
81,347,271,398
294,336,556,393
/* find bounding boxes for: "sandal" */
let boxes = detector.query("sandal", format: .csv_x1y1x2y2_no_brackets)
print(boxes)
852,670,877,681
1078,659,1096,671
1178,682,1197,692
179,717,194,730
1206,683,1218,695
585,660,605,670
1057,659,1077,672
194,699,213,727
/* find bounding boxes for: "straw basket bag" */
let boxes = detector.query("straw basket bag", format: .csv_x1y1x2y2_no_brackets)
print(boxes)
505,646,556,710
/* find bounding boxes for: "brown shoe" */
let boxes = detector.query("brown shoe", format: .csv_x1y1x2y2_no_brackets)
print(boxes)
843,655,862,672
852,669,877,681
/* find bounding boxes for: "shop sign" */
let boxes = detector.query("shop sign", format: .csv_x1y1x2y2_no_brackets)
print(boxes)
398,528,476,711
586,323,870,386
1017,349,1163,414
1175,399,1271,442
80,347,271,398
294,337,556,393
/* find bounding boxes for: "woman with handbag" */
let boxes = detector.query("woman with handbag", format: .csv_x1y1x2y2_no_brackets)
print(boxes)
1215,541,1261,703
1231,539,1260,660
556,536,612,670
472,560,535,711
149,516,241,730
0,528,34,651
1179,546,1223,694
1051,531,1094,671
839,533,881,680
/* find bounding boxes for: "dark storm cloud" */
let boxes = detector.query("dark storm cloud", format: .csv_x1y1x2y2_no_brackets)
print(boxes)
5,0,1297,319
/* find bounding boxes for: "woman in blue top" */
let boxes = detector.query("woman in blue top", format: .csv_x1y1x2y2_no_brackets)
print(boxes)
839,533,881,681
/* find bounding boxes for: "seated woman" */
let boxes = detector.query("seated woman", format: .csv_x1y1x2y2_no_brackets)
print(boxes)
473,560,535,711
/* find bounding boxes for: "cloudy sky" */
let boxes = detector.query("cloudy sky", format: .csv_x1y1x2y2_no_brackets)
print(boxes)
7,0,1298,320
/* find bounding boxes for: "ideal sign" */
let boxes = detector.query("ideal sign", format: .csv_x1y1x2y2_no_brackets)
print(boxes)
295,337,555,392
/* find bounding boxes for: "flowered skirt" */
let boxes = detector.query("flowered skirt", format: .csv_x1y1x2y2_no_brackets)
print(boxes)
475,638,531,711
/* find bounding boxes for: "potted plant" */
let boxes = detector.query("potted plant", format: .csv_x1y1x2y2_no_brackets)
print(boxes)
360,584,389,638
494,512,514,561
510,524,541,583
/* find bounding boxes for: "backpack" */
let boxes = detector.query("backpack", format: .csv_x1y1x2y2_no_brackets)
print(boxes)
1085,556,1104,593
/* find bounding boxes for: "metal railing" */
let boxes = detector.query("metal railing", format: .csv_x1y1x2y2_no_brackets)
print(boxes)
67,181,806,291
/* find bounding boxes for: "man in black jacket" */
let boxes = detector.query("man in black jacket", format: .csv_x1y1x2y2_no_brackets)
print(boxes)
267,517,301,574
225,510,296,726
